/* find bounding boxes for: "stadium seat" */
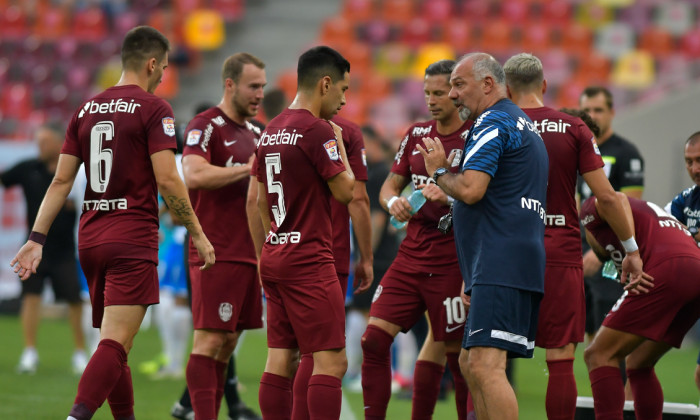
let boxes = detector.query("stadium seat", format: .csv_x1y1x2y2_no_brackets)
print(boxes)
611,50,655,89
72,6,108,40
114,12,141,38
638,26,675,58
480,19,515,55
521,24,554,54
655,1,694,36
574,2,614,30
210,0,245,22
560,23,593,58
595,22,635,59
539,49,571,86
461,0,492,22
333,41,372,78
362,19,391,45
373,43,414,79
175,0,202,15
573,53,611,85
34,7,68,39
342,0,374,22
399,17,433,48
381,0,415,25
411,42,455,79
0,5,29,39
440,19,476,55
541,0,571,28
276,69,298,104
681,28,700,59
154,65,179,99
320,15,357,46
184,9,225,51
500,0,531,24
421,0,452,24
617,3,651,33
337,94,368,126
1,83,32,119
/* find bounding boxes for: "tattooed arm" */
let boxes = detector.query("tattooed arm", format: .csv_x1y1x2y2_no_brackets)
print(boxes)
151,149,215,269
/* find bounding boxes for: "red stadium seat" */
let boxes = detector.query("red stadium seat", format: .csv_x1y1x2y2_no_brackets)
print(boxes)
399,17,433,48
373,43,413,79
0,5,28,39
421,0,453,24
638,26,675,58
320,15,357,45
440,19,476,54
461,0,492,21
574,53,611,85
500,0,531,24
521,24,554,54
541,0,571,28
381,0,415,25
72,6,108,40
337,94,368,126
681,28,700,59
1,83,32,119
210,0,246,22
276,69,298,104
175,0,202,15
342,0,375,22
363,19,391,45
480,19,514,55
34,7,68,39
560,23,593,58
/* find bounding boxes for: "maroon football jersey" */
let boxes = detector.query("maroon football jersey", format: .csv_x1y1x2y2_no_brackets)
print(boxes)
581,197,700,272
523,107,603,267
183,107,260,265
255,108,347,282
330,116,368,275
62,85,177,258
391,119,471,274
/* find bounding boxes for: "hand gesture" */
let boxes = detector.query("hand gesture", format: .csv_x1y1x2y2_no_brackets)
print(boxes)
10,241,43,281
416,137,456,177
353,258,374,295
621,251,654,294
192,232,216,270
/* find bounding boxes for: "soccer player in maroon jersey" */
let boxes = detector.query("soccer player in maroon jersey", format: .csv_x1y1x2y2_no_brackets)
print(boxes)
179,52,266,420
291,114,373,420
579,194,699,420
361,59,472,420
255,46,355,419
10,26,215,420
503,53,643,420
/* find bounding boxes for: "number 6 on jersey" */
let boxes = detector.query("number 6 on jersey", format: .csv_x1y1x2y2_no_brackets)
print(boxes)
90,121,115,193
265,153,287,227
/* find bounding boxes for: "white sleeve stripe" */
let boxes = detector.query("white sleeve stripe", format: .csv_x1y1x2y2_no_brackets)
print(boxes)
464,127,499,164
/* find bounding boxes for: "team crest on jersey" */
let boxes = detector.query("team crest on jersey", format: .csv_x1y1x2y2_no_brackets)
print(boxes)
362,148,367,166
186,129,202,146
219,302,233,322
450,149,463,167
211,116,226,126
324,139,340,160
372,285,383,303
162,117,175,137
590,136,601,155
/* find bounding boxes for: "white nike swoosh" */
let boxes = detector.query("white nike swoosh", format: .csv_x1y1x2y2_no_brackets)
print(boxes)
412,149,421,155
446,324,464,333
464,127,499,164
468,328,484,337
224,139,237,146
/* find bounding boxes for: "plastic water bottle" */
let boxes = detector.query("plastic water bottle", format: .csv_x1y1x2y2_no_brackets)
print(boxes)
390,190,427,229
601,260,619,281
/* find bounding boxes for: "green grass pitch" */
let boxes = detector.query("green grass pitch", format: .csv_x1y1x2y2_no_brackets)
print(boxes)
0,315,698,419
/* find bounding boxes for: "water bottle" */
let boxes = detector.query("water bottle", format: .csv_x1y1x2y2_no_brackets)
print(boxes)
601,260,619,281
390,190,427,229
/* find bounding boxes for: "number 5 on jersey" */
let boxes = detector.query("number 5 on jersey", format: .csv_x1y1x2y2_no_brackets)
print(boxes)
265,153,287,227
90,121,114,193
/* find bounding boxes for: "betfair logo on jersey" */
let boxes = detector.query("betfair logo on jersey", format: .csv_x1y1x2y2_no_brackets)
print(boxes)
78,99,141,118
532,119,571,134
259,128,302,147
324,139,340,160
412,126,431,137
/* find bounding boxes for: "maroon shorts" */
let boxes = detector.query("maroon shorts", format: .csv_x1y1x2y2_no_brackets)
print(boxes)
536,265,585,348
338,272,349,298
603,257,700,348
79,243,159,328
262,276,346,354
190,261,263,332
369,262,465,342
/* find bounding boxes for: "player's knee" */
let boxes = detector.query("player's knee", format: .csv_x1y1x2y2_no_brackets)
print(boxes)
583,344,606,369
458,350,470,379
361,325,393,358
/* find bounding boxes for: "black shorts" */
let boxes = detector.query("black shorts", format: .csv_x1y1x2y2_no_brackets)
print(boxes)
22,256,82,303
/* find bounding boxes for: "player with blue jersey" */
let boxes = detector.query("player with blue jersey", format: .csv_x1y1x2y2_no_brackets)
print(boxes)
419,53,548,419
664,131,700,393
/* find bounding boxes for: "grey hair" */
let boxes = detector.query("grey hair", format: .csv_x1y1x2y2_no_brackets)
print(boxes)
503,53,543,91
461,52,505,85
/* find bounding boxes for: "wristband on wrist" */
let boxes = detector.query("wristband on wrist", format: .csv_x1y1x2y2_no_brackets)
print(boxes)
387,196,399,211
29,231,47,246
621,237,638,253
